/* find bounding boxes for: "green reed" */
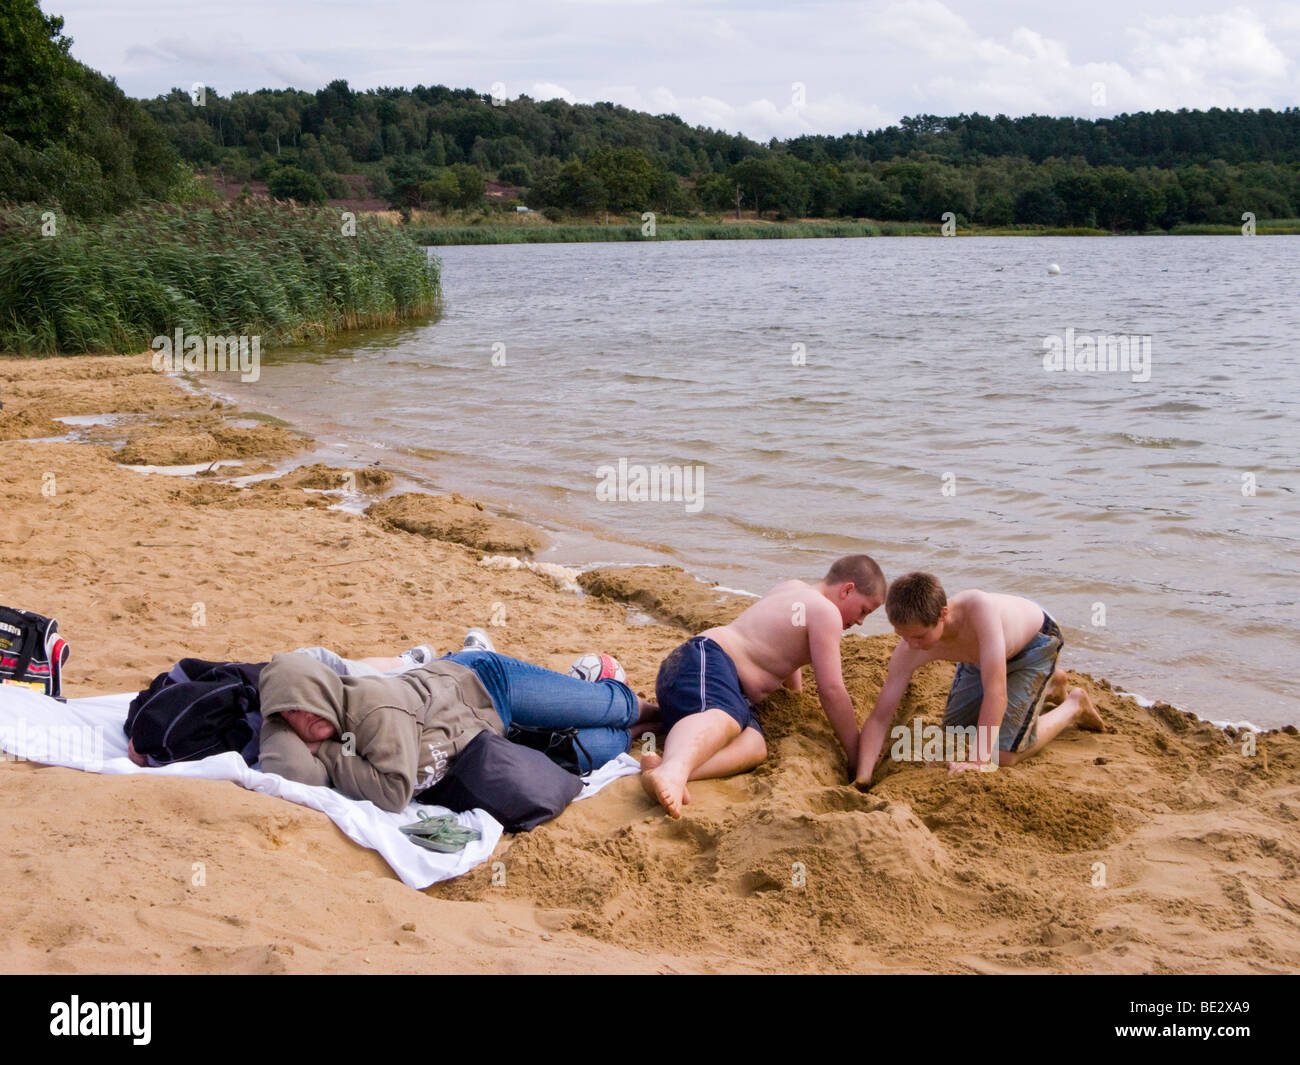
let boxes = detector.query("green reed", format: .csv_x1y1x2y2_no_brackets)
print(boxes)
0,199,442,355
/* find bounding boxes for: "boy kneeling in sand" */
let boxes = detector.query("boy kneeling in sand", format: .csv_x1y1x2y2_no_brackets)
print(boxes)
854,572,1105,787
641,554,886,817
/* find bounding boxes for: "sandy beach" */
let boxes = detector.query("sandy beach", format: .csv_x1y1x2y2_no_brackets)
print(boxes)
1,353,1297,974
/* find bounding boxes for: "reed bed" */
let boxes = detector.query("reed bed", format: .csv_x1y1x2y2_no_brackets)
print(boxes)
0,199,442,355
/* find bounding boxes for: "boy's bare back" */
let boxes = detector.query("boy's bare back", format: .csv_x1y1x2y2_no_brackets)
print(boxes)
702,580,859,704
908,589,1046,666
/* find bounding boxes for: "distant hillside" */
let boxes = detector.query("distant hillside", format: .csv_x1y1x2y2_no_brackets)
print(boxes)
142,78,1300,230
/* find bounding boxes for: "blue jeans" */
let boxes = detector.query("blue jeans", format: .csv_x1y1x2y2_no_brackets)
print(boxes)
441,650,637,773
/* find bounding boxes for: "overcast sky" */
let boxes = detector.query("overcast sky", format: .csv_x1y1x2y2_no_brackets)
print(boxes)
51,0,1300,140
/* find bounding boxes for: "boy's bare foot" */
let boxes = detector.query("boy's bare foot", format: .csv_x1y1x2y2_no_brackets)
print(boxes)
639,753,691,817
1045,668,1069,705
1072,687,1105,731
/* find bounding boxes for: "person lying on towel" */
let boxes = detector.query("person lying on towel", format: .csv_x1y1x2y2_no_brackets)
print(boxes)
260,644,655,812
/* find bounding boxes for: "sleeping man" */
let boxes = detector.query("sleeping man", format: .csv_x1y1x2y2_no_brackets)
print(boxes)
259,643,654,812
258,652,504,812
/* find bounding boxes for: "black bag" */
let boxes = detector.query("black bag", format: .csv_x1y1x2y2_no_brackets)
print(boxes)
0,606,69,699
125,658,266,766
415,730,583,832
505,723,593,776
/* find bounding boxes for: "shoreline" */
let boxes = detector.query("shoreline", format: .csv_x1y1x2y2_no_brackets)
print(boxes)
403,218,1300,246
2,352,1298,974
190,359,1272,734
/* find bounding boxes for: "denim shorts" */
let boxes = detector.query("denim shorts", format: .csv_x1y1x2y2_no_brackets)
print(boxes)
655,636,762,735
942,612,1063,754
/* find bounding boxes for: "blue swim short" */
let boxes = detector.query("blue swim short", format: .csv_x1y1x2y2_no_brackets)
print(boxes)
942,611,1063,754
655,636,763,735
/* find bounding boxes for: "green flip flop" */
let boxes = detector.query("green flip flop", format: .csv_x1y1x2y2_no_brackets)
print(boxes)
399,811,481,853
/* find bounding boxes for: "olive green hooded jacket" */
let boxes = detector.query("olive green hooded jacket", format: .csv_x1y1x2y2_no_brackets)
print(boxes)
258,652,503,812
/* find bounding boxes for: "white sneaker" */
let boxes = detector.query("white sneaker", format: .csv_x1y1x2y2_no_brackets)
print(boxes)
398,644,436,668
463,628,495,652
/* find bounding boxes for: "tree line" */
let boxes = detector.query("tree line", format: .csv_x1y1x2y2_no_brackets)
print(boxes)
3,1,1298,227
144,78,1297,228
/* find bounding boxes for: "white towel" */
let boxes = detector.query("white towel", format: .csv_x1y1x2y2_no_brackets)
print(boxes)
0,685,640,890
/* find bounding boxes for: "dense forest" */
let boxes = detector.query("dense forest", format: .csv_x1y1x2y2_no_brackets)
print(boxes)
139,81,1300,228
3,0,1299,229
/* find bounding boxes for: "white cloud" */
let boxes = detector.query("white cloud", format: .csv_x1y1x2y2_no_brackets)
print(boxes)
51,0,1300,140
1128,9,1290,89
530,81,583,104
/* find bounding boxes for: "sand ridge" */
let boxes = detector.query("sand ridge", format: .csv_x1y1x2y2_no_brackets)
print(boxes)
0,352,1297,973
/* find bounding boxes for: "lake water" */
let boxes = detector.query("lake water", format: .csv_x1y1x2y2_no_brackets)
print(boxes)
210,235,1300,728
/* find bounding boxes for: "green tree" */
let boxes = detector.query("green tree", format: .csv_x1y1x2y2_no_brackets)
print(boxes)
585,147,658,211
0,0,77,144
267,164,327,203
449,162,485,208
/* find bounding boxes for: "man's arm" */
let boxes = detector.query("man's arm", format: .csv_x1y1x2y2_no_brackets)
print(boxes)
259,716,331,787
316,707,421,813
806,602,860,767
854,642,923,787
949,599,1008,773
783,668,803,693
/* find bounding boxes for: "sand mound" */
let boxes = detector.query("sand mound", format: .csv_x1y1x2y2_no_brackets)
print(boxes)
578,565,750,630
177,479,330,510
881,770,1120,852
116,415,308,465
366,492,544,556
0,408,64,441
274,463,393,493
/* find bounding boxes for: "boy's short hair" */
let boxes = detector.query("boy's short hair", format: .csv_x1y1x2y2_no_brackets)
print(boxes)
824,554,886,600
886,572,947,627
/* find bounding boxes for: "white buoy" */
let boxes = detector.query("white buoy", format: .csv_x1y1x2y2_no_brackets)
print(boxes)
1047,263,1061,275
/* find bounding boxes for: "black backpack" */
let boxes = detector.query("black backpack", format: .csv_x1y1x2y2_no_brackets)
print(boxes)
125,658,266,766
0,606,69,699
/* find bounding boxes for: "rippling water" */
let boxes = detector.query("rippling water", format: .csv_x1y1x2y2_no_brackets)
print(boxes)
210,235,1300,727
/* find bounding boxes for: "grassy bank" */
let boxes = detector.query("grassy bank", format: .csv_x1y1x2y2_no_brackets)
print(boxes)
409,216,1300,245
0,199,441,355
409,220,925,244
1169,218,1300,235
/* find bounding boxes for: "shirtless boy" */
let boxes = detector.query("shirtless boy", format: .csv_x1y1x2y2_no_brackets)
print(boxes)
641,554,885,817
854,572,1105,787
